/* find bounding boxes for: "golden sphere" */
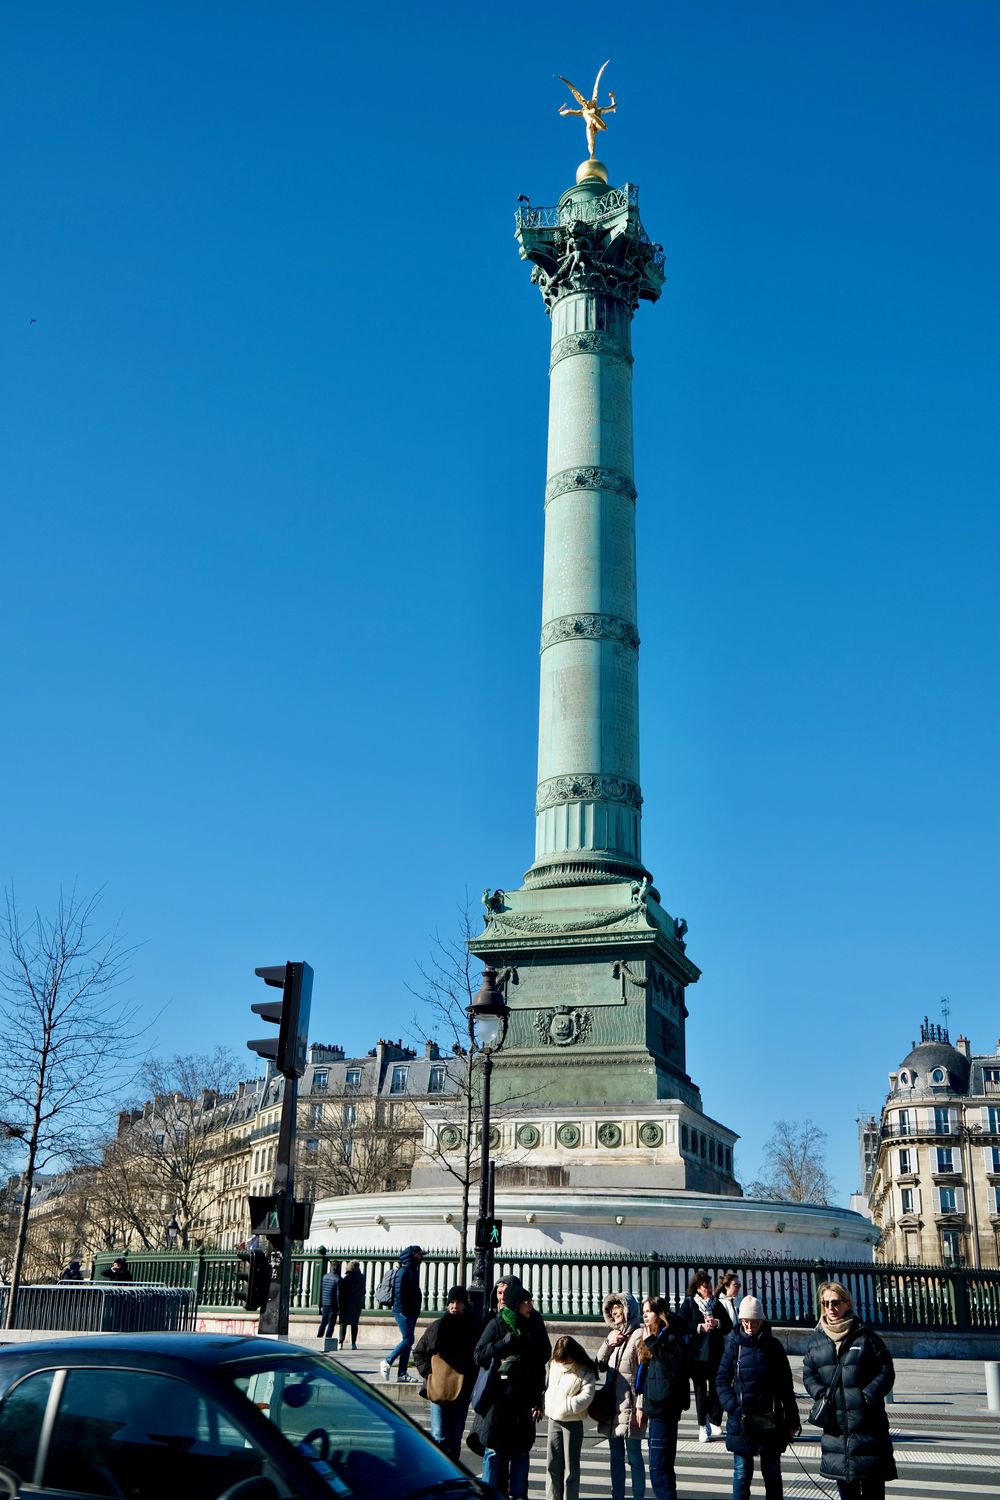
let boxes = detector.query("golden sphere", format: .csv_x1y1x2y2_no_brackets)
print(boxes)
576,158,609,184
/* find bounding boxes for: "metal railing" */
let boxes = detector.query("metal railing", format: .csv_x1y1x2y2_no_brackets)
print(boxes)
0,1283,195,1333
89,1248,1000,1334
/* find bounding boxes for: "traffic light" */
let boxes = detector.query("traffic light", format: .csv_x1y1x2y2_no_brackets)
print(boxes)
237,1248,271,1312
475,1216,503,1250
248,961,313,1078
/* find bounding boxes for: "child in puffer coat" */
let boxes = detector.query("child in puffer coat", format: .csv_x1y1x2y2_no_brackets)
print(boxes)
544,1335,596,1500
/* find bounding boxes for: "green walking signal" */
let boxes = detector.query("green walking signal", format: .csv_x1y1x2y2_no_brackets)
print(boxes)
475,1216,503,1250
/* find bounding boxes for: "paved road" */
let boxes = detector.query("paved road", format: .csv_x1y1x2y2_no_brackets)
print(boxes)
330,1345,1000,1499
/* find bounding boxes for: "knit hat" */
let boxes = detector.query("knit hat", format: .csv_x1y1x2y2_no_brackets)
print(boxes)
447,1285,469,1303
738,1295,765,1321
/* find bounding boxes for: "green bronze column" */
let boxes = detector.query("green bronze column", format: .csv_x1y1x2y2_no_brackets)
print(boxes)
516,164,664,888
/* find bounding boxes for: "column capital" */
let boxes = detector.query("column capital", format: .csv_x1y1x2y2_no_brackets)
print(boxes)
515,180,664,312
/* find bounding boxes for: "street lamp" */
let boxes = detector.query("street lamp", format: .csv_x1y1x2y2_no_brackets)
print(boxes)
467,965,510,1315
165,1214,180,1248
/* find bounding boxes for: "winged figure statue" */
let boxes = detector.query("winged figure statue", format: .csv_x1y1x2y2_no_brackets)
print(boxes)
557,60,617,158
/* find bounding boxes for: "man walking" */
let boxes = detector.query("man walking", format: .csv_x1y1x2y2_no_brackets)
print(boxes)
380,1244,424,1383
317,1259,341,1340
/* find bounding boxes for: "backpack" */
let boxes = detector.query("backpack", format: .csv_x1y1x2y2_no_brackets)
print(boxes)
375,1266,397,1308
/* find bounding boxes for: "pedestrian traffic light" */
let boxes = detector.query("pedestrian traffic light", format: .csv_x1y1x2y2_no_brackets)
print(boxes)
237,1248,271,1312
248,961,313,1078
475,1216,503,1250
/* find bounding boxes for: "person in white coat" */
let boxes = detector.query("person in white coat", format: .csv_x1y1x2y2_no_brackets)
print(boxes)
544,1335,596,1500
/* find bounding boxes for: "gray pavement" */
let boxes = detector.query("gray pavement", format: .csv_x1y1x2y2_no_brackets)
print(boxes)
327,1343,1000,1499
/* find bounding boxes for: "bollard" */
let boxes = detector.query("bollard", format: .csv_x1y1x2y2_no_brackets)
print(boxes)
986,1362,1000,1412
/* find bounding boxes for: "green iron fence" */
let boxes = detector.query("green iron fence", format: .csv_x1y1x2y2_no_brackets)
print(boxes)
90,1248,1000,1333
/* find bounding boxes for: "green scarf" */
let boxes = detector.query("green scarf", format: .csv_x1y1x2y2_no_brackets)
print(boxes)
499,1305,521,1334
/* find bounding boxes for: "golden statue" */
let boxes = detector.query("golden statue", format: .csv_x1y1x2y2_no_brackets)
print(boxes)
557,60,616,159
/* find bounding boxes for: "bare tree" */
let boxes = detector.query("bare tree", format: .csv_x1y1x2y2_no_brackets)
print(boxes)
297,1096,418,1201
112,1049,243,1248
745,1118,835,1205
408,912,482,1281
0,886,141,1325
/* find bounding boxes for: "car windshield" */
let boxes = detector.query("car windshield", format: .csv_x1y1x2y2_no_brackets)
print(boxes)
231,1356,479,1499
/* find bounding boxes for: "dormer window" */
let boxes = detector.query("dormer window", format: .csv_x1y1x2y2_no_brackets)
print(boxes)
931,1067,946,1085
898,1070,911,1087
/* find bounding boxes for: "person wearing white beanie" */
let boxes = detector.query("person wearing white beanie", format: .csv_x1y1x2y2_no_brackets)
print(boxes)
715,1295,799,1500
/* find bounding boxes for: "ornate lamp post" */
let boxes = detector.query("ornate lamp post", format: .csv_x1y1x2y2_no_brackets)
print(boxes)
467,966,510,1315
164,1213,180,1249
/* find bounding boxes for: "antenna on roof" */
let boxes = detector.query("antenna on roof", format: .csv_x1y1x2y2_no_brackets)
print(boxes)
941,994,951,1031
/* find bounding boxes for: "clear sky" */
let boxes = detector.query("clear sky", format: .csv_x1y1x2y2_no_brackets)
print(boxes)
3,1,997,1206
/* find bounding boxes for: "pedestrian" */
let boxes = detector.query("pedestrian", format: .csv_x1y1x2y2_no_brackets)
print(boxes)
714,1271,741,1331
678,1267,731,1442
380,1244,424,1383
595,1290,646,1500
544,1335,596,1500
101,1258,132,1283
59,1260,84,1282
715,1295,800,1500
317,1258,342,1339
470,1276,551,1499
634,1295,690,1500
412,1284,479,1462
803,1281,897,1500
338,1259,365,1349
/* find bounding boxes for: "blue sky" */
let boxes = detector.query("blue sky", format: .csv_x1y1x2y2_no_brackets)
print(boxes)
3,1,997,1204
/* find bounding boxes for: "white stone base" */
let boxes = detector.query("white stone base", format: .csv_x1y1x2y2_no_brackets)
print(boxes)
307,1186,877,1262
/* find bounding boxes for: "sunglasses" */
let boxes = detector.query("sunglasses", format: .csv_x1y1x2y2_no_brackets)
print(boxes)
822,1297,847,1308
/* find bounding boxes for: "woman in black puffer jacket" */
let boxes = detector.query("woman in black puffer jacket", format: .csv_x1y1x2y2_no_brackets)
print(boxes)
802,1281,896,1500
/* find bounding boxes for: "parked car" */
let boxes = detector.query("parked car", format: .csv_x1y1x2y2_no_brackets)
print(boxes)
0,1332,493,1500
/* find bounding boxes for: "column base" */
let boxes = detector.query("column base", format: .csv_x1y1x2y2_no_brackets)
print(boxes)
524,851,655,892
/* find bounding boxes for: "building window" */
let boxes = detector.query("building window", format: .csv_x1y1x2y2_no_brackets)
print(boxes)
700,1134,707,1158
896,1109,911,1135
709,1139,716,1164
933,1107,952,1135
938,1185,957,1212
313,1069,328,1092
994,1187,1000,1213
341,1139,352,1164
931,1067,946,1085
345,1068,361,1089
900,1187,914,1215
343,1102,357,1127
940,1229,962,1266
390,1065,408,1094
309,1103,323,1126
935,1147,955,1173
987,1106,1000,1133
429,1065,445,1093
724,1147,732,1172
898,1148,913,1175
304,1138,319,1158
681,1124,689,1151
898,1070,911,1087
988,1146,1000,1173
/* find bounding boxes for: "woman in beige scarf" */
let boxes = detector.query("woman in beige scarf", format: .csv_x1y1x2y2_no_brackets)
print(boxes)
802,1281,897,1500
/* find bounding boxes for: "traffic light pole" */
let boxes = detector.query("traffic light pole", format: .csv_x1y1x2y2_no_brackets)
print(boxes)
257,1071,299,1337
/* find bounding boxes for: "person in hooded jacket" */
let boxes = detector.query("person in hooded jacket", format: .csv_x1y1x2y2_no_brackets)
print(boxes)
715,1295,799,1500
802,1281,896,1500
379,1244,424,1383
337,1260,365,1349
412,1284,479,1461
470,1276,551,1499
595,1290,646,1500
634,1296,690,1500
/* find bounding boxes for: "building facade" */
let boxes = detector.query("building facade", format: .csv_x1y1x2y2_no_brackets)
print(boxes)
867,1020,1000,1267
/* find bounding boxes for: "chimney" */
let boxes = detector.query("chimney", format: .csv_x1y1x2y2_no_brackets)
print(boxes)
888,1072,898,1091
425,1039,440,1060
955,1035,970,1058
